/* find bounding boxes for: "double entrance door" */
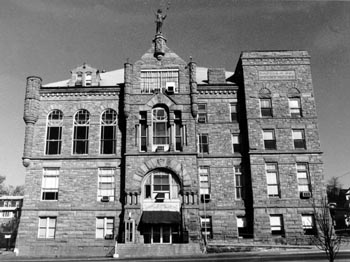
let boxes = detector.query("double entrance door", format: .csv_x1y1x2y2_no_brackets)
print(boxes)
143,224,180,244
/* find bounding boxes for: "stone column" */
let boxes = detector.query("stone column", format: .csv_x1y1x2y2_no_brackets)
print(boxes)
189,60,198,118
23,76,41,167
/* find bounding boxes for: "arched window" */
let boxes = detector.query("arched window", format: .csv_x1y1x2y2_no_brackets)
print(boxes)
73,109,90,154
143,170,180,200
152,107,169,151
45,110,63,155
100,109,117,154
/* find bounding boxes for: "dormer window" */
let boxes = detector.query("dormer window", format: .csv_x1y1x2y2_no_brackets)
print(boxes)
69,64,100,87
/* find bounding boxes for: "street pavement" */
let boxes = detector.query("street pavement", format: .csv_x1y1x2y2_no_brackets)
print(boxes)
1,246,350,262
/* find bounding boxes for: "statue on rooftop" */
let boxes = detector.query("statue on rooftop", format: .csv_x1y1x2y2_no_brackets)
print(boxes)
155,3,170,34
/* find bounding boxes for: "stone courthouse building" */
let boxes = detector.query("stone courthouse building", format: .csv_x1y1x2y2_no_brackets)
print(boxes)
16,15,324,258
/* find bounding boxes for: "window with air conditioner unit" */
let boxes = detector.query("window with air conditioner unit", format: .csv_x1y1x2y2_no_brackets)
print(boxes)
166,82,175,94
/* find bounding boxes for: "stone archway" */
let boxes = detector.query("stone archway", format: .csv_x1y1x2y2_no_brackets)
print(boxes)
133,158,191,191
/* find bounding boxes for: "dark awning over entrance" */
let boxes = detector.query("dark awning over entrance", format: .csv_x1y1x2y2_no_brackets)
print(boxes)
140,211,181,224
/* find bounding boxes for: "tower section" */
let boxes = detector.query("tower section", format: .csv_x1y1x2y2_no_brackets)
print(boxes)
239,51,324,244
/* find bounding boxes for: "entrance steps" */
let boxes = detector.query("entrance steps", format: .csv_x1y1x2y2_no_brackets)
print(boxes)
117,243,202,258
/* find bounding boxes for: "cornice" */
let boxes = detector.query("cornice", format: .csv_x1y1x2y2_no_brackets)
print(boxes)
40,91,119,98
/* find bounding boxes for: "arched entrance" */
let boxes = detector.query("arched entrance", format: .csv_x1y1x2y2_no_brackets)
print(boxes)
139,169,182,244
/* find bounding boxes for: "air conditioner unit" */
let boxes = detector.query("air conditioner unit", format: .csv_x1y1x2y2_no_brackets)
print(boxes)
166,82,176,94
101,196,110,202
155,193,165,202
300,191,312,199
156,146,165,152
201,194,211,203
105,234,113,240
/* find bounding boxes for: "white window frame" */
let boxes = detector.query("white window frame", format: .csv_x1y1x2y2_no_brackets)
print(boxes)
200,216,212,239
97,168,115,201
237,216,247,237
289,98,302,117
292,129,306,149
198,133,209,153
199,166,210,195
100,109,117,154
143,171,180,200
232,134,240,153
140,69,179,93
235,166,243,200
197,103,207,123
270,215,283,235
263,129,276,150
73,109,90,154
38,217,56,239
266,163,280,197
260,98,272,117
96,217,114,239
230,100,238,122
152,107,169,151
297,163,310,193
41,168,59,201
45,110,63,155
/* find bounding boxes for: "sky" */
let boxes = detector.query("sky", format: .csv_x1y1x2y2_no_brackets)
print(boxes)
1,0,350,188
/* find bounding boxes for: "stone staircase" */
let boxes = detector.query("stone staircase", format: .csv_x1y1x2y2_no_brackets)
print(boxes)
117,243,202,258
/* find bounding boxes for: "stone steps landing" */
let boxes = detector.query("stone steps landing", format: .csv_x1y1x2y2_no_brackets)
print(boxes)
117,243,202,258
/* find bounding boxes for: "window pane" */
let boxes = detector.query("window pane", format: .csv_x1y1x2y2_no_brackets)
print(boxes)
266,173,277,184
270,216,281,226
263,131,274,140
289,99,300,108
268,185,279,195
38,228,46,238
293,130,303,139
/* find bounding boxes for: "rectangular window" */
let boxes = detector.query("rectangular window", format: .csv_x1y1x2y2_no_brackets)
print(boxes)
141,70,179,93
199,166,210,196
174,111,183,151
46,126,62,155
237,216,247,238
73,125,89,154
200,217,212,239
85,73,92,86
263,130,276,150
302,214,316,235
270,215,284,236
38,217,56,239
266,163,280,197
235,166,244,199
98,168,115,201
297,163,311,193
260,98,272,117
42,168,59,201
289,98,302,117
293,129,306,149
153,174,170,192
198,134,209,153
197,103,207,123
140,112,147,152
232,134,241,153
96,217,114,239
100,125,116,154
0,211,13,218
230,101,238,122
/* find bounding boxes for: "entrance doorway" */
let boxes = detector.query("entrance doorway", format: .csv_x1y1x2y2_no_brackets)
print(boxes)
143,225,180,244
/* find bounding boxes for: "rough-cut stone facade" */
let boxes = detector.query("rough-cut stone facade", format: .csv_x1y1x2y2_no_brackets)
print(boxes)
16,34,324,257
